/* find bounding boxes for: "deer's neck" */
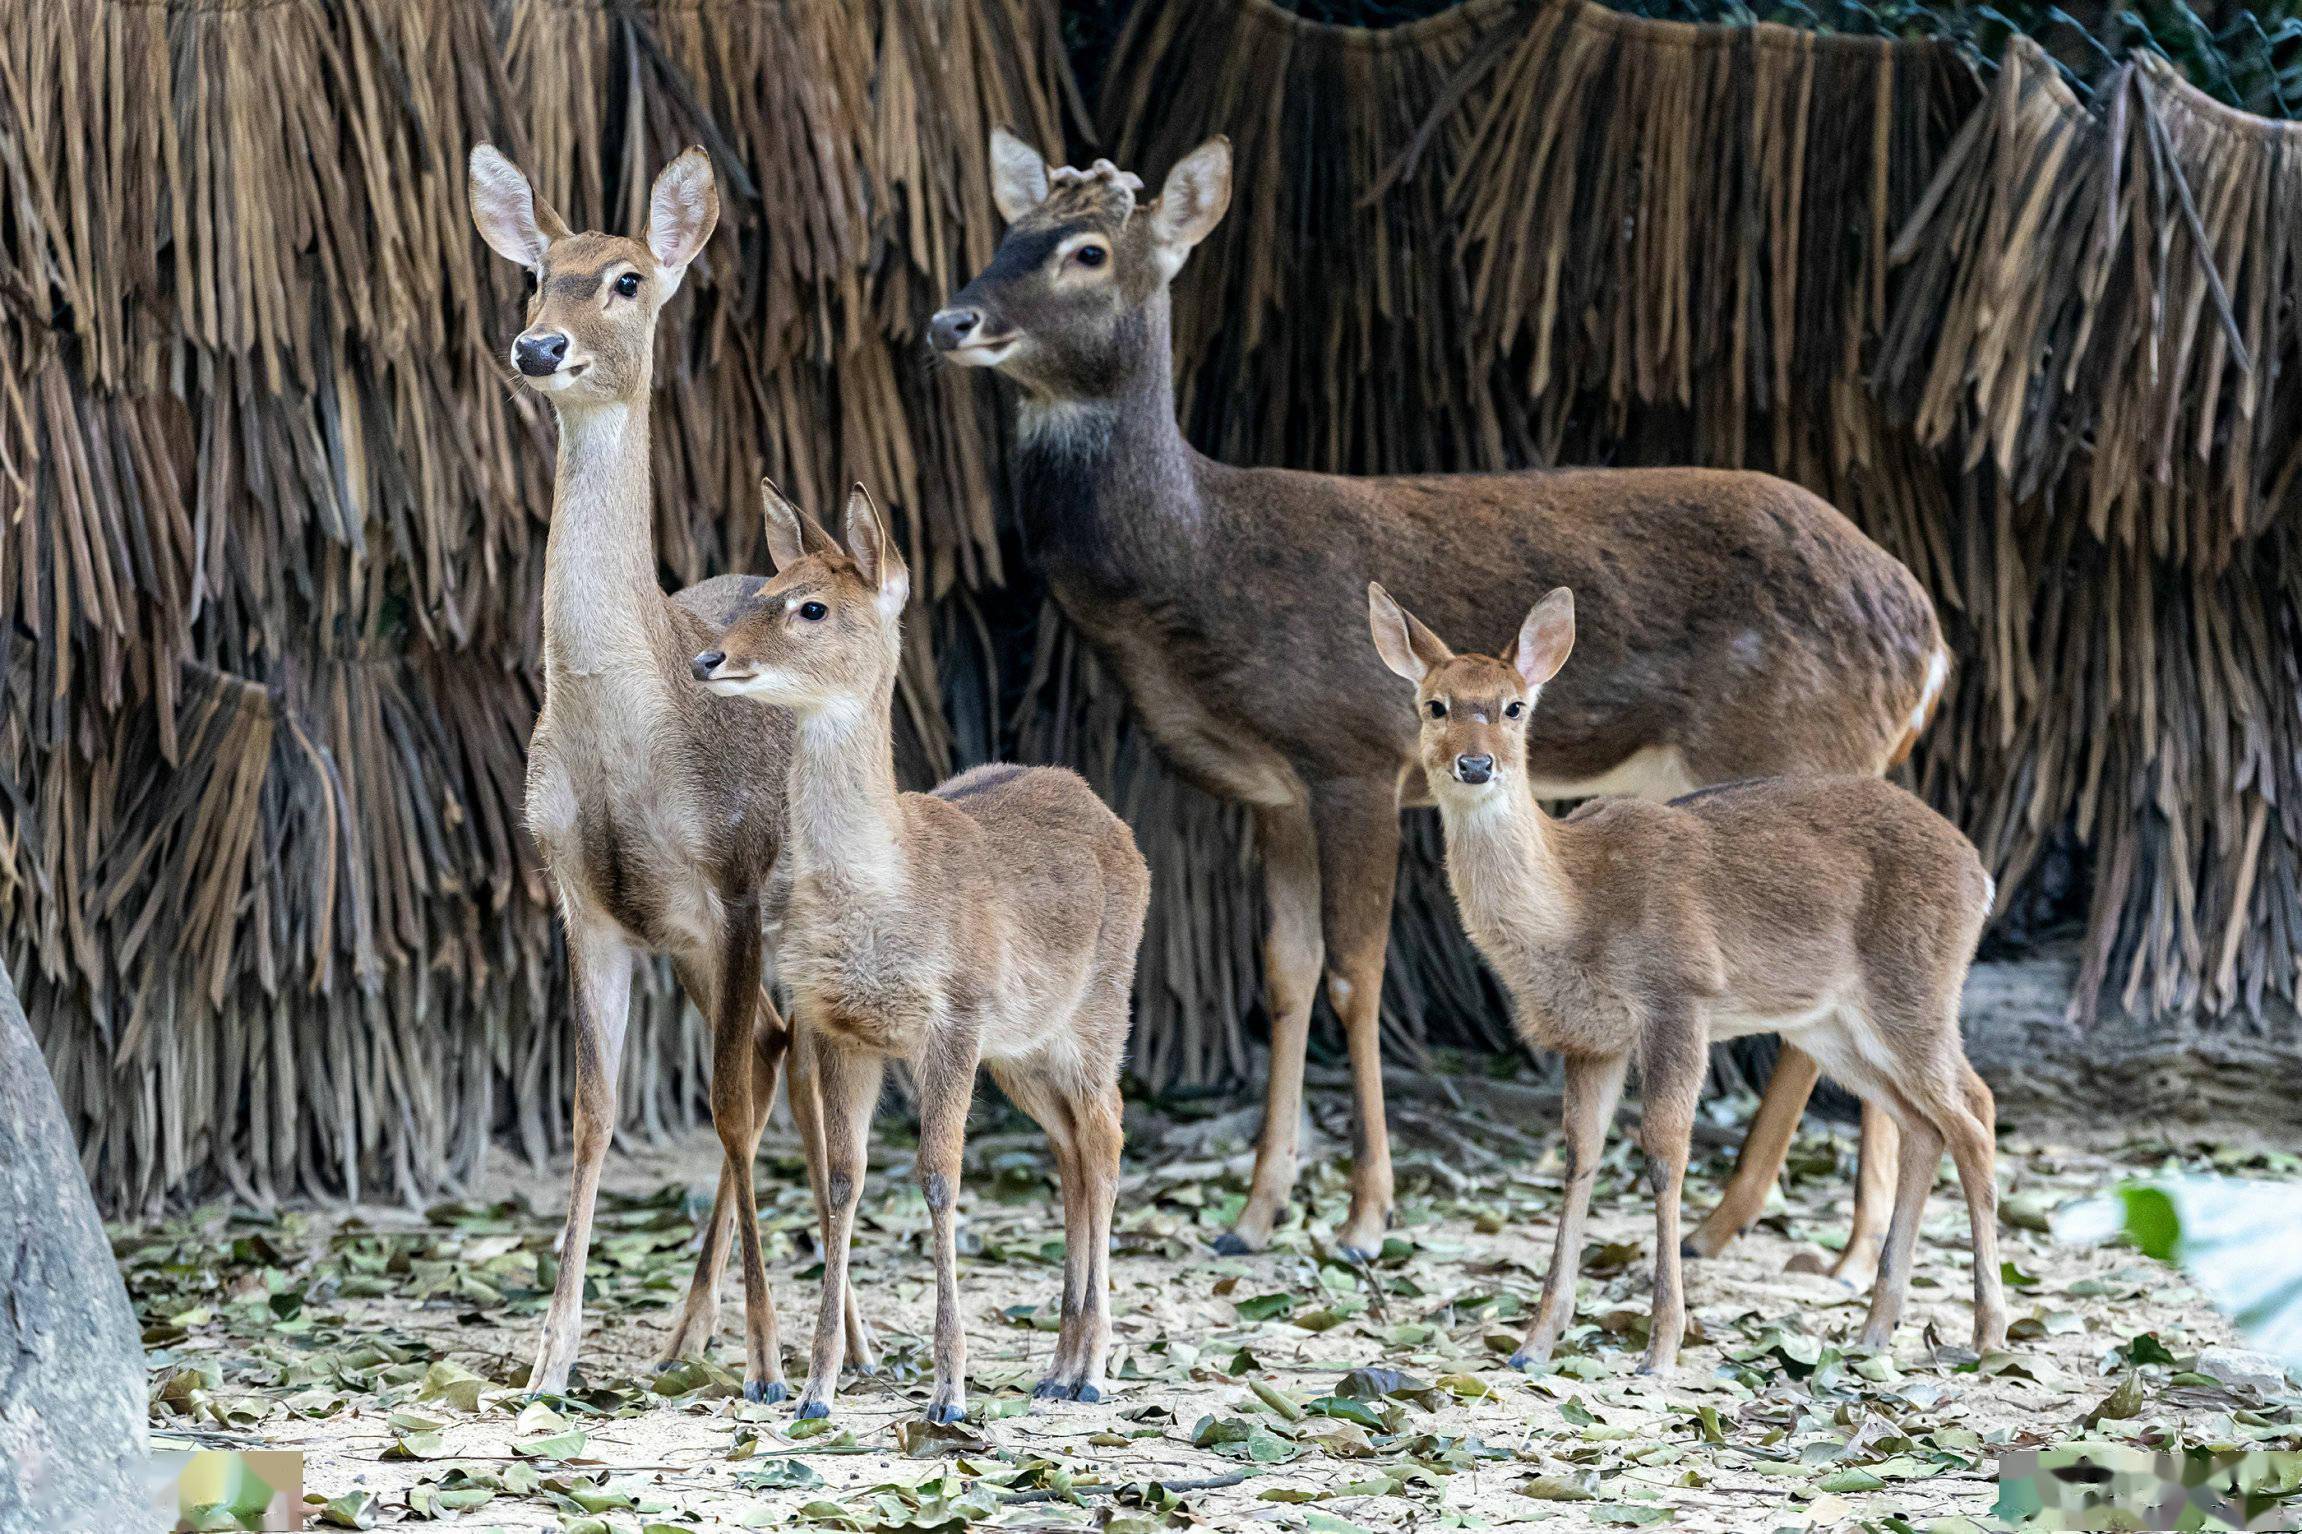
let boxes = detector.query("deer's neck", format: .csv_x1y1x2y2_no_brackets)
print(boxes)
1012,294,1203,593
543,401,671,682
1440,788,1580,961
784,685,907,895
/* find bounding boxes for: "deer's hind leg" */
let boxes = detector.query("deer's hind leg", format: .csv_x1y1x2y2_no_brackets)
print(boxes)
707,910,789,1402
994,1065,1093,1400
659,960,775,1367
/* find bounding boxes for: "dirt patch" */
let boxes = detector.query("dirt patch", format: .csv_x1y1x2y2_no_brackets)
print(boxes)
131,1068,2299,1531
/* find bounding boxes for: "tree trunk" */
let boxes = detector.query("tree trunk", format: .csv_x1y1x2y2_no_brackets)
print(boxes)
0,959,150,1531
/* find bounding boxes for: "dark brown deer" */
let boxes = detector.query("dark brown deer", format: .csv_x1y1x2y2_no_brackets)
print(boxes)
467,144,870,1400
693,484,1148,1423
1369,583,2006,1370
931,133,1951,1271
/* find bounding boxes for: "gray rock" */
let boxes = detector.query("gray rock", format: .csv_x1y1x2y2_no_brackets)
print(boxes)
0,959,152,1531
2194,1346,2297,1398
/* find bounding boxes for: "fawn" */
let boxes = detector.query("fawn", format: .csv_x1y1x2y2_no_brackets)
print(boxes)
934,130,1947,1274
692,482,1150,1422
467,144,870,1399
1368,583,2007,1372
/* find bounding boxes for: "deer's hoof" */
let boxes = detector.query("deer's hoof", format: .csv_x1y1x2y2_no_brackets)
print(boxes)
1211,1231,1254,1257
1335,1242,1380,1264
924,1402,967,1425
1506,1350,1549,1374
1074,1382,1103,1404
793,1399,830,1421
1032,1379,1070,1400
744,1379,789,1405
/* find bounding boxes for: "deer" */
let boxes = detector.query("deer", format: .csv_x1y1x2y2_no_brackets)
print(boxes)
691,482,1149,1423
1368,582,2007,1371
467,144,873,1401
929,131,1952,1281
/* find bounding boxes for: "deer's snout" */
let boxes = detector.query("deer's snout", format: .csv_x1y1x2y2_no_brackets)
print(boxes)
514,330,570,376
929,307,983,352
1453,753,1495,785
691,649,725,682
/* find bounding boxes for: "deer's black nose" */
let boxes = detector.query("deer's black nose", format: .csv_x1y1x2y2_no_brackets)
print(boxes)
928,307,982,352
691,650,725,682
1454,754,1494,785
515,331,569,376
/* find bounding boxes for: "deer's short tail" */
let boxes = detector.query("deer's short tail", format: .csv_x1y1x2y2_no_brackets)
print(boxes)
1886,643,1951,769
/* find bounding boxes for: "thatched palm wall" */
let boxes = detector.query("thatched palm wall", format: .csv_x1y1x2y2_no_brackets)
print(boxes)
3,0,2296,1209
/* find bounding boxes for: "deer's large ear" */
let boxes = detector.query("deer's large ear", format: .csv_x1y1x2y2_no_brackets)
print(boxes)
1369,583,1451,684
989,128,1051,223
843,484,910,616
469,144,568,269
760,480,839,571
1150,136,1231,278
647,147,719,280
1509,588,1576,689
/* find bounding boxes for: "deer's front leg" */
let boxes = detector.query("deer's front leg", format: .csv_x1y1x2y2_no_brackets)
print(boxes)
1312,782,1402,1260
795,1040,883,1420
914,1031,980,1424
788,1024,878,1371
1513,1051,1627,1371
1219,802,1323,1255
1637,1015,1708,1375
529,909,635,1396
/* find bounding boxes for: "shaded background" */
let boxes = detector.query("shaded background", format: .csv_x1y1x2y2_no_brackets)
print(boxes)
5,0,2299,1211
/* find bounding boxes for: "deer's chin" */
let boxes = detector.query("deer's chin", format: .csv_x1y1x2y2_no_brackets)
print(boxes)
524,359,595,394
940,337,1018,368
699,668,806,704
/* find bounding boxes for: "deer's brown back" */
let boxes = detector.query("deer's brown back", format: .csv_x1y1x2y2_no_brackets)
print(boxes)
1055,457,1939,802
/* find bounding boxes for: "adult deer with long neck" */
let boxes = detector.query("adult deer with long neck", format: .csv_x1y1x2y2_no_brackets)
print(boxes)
1368,584,2006,1371
931,133,1954,1271
693,484,1149,1424
467,144,870,1400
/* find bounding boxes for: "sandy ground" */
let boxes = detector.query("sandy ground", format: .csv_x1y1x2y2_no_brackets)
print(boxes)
131,1064,2301,1532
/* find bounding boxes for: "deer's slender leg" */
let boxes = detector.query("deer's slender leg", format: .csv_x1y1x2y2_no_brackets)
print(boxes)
914,1032,979,1424
658,958,748,1365
1513,1051,1628,1370
1944,1065,2007,1352
1684,1045,1819,1258
795,1041,883,1420
996,1066,1089,1398
1856,1097,1942,1352
1070,1080,1125,1402
708,908,786,1402
1220,801,1323,1255
529,910,634,1396
787,1024,877,1370
1311,782,1402,1260
1638,1015,1708,1374
1826,1103,1898,1291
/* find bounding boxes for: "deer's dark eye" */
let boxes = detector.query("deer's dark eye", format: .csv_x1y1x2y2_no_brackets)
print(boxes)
1505,701,1524,718
614,271,642,298
799,601,828,622
1073,244,1107,268
1426,699,1447,719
